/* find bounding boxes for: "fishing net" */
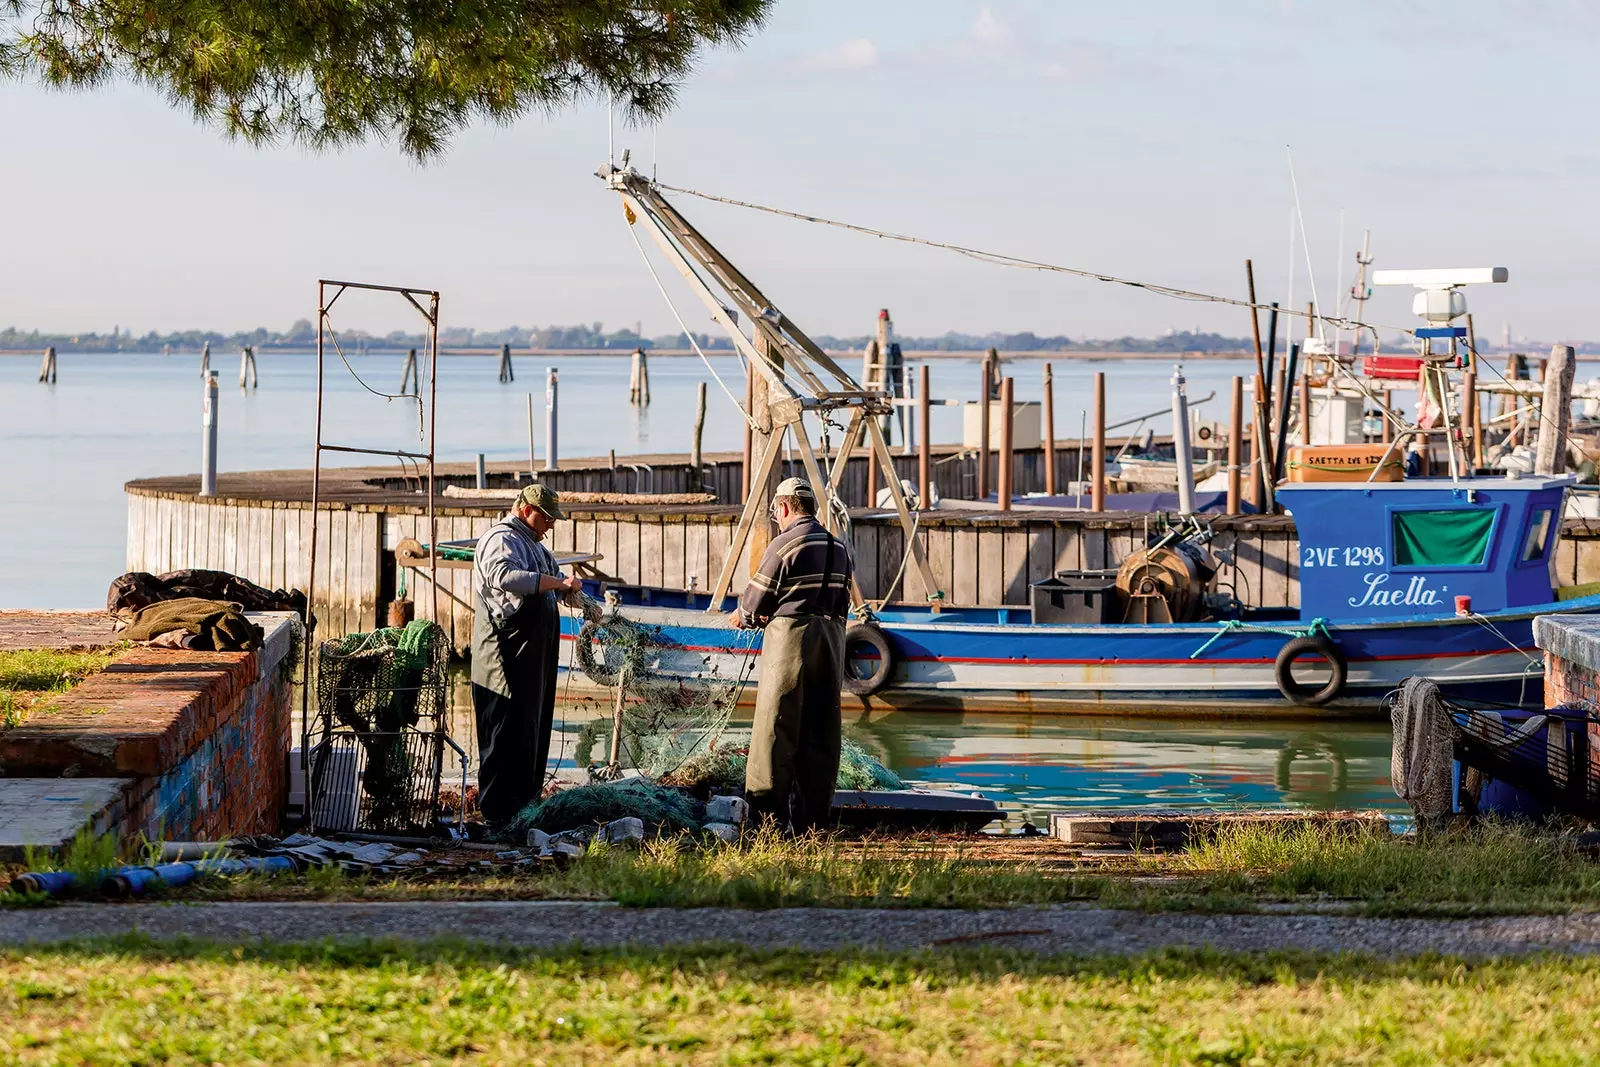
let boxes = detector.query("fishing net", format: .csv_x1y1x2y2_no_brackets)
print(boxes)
570,592,759,780
661,737,906,795
506,777,703,837
310,620,450,833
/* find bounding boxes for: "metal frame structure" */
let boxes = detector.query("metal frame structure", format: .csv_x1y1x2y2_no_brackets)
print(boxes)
302,279,441,828
600,163,941,613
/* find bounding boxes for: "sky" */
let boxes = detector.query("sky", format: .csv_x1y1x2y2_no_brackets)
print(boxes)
2,0,1598,343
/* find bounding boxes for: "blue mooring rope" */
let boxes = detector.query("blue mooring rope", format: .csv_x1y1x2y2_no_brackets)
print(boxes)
1189,616,1333,660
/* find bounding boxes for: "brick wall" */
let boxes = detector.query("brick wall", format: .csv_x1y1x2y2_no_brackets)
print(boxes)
0,614,298,844
1545,651,1598,709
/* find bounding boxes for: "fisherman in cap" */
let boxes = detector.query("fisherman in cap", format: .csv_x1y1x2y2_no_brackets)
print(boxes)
729,477,855,831
470,483,584,835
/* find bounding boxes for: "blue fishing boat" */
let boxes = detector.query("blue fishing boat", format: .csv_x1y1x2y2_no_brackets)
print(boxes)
563,474,1596,714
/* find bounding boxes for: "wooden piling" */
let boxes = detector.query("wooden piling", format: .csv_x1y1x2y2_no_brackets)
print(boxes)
1462,369,1479,470
1227,375,1243,514
1244,261,1272,512
998,377,1015,511
1297,370,1311,446
1091,371,1106,512
749,332,784,575
526,394,538,477
239,345,258,390
690,381,707,477
199,340,210,379
1043,362,1057,496
1536,344,1577,475
498,343,515,384
629,346,651,406
37,345,56,383
977,355,992,501
1382,390,1393,445
400,348,419,395
919,364,932,509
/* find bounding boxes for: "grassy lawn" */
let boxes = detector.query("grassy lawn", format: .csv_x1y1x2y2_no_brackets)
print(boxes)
0,646,121,729
10,821,1600,918
4,938,1600,1064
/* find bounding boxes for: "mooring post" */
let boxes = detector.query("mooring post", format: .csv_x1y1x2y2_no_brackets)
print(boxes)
977,358,992,501
475,453,487,490
544,368,558,472
1536,344,1576,475
691,380,707,477
1227,376,1243,514
499,343,515,384
607,663,628,773
629,347,651,406
902,367,916,457
1172,366,1196,516
1462,369,1478,470
1297,371,1311,446
998,377,1015,511
1091,371,1106,511
400,348,419,395
199,340,210,379
37,345,56,383
200,371,218,497
239,345,258,390
919,364,932,509
1042,362,1057,496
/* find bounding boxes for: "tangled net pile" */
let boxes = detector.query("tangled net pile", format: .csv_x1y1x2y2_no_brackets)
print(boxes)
313,620,448,831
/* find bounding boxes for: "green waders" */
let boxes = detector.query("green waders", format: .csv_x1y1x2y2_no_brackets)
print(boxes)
744,614,845,831
470,590,560,829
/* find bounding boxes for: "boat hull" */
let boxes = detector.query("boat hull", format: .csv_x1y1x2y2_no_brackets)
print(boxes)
558,589,1600,715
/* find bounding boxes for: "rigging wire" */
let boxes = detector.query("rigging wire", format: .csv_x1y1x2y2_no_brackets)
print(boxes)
653,181,1416,339
625,219,760,431
322,317,424,438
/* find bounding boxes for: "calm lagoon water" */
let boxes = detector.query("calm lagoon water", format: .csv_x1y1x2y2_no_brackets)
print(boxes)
8,349,1406,818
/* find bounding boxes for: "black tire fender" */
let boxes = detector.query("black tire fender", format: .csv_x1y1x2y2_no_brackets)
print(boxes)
1274,635,1347,706
842,622,897,697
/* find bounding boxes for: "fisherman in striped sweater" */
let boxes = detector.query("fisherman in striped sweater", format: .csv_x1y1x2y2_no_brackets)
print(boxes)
728,477,854,831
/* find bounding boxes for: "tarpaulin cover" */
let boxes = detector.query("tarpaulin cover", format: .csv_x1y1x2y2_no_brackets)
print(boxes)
1392,508,1496,566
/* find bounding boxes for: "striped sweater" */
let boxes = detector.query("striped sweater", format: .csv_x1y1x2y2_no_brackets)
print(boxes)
738,516,854,621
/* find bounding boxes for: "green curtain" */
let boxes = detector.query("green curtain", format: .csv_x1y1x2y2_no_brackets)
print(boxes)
1392,509,1496,566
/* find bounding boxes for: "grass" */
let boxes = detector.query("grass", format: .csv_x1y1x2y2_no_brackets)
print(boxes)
9,820,1600,918
0,646,121,728
5,938,1600,1064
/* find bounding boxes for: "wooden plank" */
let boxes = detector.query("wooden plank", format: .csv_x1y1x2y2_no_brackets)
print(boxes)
927,525,954,606
977,526,1006,607
1259,528,1291,608
640,516,665,589
661,516,686,591
686,516,711,593
126,496,144,572
877,522,906,604
271,507,287,591
1050,809,1390,850
951,527,979,607
854,524,880,601
1564,535,1591,588
1029,522,1056,590
355,512,377,632
617,516,642,586
1081,525,1109,571
706,520,731,605
283,508,303,594
1003,526,1031,605
1284,530,1301,609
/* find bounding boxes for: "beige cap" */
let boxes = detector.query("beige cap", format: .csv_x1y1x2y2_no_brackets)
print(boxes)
517,483,565,519
773,477,816,502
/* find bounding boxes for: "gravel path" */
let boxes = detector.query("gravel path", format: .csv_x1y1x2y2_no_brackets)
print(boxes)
8,902,1600,958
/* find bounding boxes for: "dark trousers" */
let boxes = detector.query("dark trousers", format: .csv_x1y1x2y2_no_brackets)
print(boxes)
471,595,560,828
744,615,845,831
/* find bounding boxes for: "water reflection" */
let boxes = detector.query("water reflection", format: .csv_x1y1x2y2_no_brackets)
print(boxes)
441,668,1399,826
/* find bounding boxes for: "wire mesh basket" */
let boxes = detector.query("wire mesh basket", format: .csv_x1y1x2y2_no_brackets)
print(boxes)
309,622,454,834
308,727,465,835
1450,703,1600,819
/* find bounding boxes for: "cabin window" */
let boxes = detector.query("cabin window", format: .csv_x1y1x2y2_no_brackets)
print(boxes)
1391,509,1495,567
1521,509,1555,563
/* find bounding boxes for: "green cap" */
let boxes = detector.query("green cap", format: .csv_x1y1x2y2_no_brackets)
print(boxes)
774,477,816,502
517,483,565,519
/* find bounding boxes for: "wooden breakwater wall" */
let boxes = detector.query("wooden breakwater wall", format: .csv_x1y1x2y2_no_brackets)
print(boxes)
125,463,1600,654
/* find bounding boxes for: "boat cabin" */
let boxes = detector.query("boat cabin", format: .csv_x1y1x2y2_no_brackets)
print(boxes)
1278,475,1573,620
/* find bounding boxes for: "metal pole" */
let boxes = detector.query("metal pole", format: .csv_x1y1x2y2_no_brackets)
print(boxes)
475,453,487,490
1272,343,1299,488
427,295,440,634
1043,362,1057,496
1077,410,1087,508
526,393,537,479
1091,371,1106,512
691,380,707,476
918,364,932,509
544,368,559,472
1244,261,1271,512
1227,376,1243,514
200,371,219,497
1172,366,1195,516
998,377,1015,511
977,357,992,501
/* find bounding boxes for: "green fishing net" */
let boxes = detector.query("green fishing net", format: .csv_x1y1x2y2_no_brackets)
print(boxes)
506,777,702,836
660,737,905,793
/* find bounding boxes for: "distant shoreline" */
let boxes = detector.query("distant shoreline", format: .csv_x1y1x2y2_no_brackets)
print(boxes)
0,347,1256,361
